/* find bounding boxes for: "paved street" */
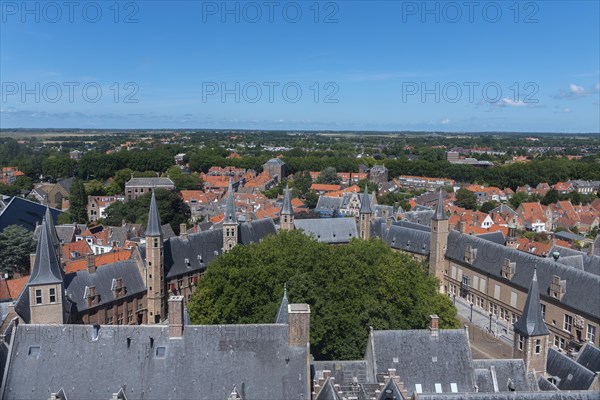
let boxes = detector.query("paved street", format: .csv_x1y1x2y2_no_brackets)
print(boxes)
452,295,514,360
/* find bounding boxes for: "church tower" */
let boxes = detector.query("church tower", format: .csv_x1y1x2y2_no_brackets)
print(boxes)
27,215,65,324
223,178,239,252
146,191,166,324
506,222,518,249
513,269,550,377
429,189,448,293
280,184,294,231
359,185,372,240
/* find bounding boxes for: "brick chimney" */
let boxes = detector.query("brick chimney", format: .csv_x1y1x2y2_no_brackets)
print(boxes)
180,223,188,241
168,295,184,338
288,303,310,346
429,314,439,333
86,253,96,273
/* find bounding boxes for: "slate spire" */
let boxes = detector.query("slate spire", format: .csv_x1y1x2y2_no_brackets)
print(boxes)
275,283,289,324
513,269,550,337
29,216,63,285
45,206,60,250
224,177,237,224
432,189,448,221
360,185,372,214
146,190,163,236
281,184,292,215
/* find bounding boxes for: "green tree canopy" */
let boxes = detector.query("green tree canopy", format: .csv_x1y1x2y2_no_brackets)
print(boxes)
316,167,341,185
68,178,88,224
188,230,459,360
480,200,499,214
541,188,559,206
102,189,190,234
0,225,37,276
455,188,478,210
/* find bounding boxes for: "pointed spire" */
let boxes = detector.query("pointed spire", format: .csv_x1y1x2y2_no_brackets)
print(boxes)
44,206,60,254
146,191,163,236
281,184,292,215
275,283,289,324
224,177,237,224
513,269,550,337
360,185,372,214
29,216,63,285
432,189,448,221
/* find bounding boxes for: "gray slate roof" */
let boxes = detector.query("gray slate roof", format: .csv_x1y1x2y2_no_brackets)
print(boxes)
265,158,285,165
275,287,289,324
125,177,175,187
64,260,145,313
513,269,550,337
281,185,292,215
546,348,596,391
315,378,343,400
477,231,505,246
28,218,64,286
145,191,163,236
360,186,372,214
313,360,369,386
2,323,308,400
547,245,600,276
472,359,536,393
432,190,448,221
224,178,238,224
379,224,431,255
576,343,600,373
294,218,358,244
445,231,600,320
365,329,475,395
315,196,344,215
416,393,600,400
0,196,62,232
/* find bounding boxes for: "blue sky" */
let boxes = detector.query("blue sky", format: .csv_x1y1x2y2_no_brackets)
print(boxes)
1,0,599,132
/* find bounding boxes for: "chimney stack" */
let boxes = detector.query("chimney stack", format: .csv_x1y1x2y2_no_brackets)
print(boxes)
589,240,595,257
168,296,184,338
86,253,96,273
245,206,252,223
180,224,188,240
288,303,310,347
429,314,439,332
29,253,36,275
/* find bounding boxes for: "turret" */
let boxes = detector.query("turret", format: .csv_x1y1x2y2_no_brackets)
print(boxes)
513,269,550,376
146,191,166,324
223,177,239,252
280,184,294,231
359,185,372,240
429,189,449,293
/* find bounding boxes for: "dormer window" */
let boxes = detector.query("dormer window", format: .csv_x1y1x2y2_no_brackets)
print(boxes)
501,258,516,280
550,275,566,300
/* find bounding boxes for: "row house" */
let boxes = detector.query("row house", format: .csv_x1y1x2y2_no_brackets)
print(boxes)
516,202,553,232
87,195,124,222
569,180,600,195
398,175,455,190
464,184,513,205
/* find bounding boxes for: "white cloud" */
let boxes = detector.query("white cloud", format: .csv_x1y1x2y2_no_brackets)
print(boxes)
441,118,450,125
495,98,527,107
569,83,586,95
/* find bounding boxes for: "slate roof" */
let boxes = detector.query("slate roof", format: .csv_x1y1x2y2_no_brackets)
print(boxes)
416,393,600,400
554,231,586,241
378,224,431,255
313,360,369,386
294,218,358,244
476,231,505,246
400,209,435,227
275,286,289,324
0,196,62,232
365,329,475,395
513,269,550,337
224,178,238,224
28,218,64,286
377,379,407,400
432,190,448,221
445,231,600,320
360,186,372,214
545,348,596,391
472,359,536,393
489,204,518,216
392,220,431,232
2,323,308,400
145,191,163,236
125,177,175,187
547,245,600,276
63,260,145,312
281,185,292,215
265,158,285,165
315,196,344,215
315,378,343,400
576,343,600,373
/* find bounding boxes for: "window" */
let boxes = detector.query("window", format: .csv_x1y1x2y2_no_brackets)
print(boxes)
35,289,42,304
106,316,113,325
415,384,423,394
564,314,573,332
554,335,565,349
535,339,541,354
518,335,524,351
540,303,546,320
588,325,597,343
49,288,56,303
450,383,458,393
127,311,133,324
435,384,442,393
117,313,123,325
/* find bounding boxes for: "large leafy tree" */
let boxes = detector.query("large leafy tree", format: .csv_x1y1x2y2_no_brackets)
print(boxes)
316,167,341,185
455,188,478,210
188,230,459,360
0,225,37,276
68,178,88,224
102,189,190,234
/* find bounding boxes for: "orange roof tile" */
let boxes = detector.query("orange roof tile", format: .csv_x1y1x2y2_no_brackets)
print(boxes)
64,249,133,274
